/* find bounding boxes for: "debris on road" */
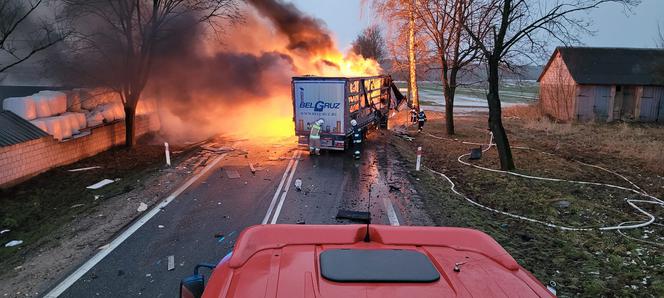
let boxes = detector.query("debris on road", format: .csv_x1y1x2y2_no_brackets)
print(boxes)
67,166,101,172
86,179,115,189
249,163,256,174
70,204,85,209
225,169,240,179
296,220,306,224
98,244,109,250
168,255,175,271
388,185,401,192
5,240,23,247
336,210,371,223
137,202,148,212
202,143,234,153
158,225,164,229
294,179,302,191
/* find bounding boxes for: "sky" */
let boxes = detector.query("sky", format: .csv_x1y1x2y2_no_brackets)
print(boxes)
288,0,664,52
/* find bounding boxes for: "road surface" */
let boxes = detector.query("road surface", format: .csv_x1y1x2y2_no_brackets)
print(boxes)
50,131,432,297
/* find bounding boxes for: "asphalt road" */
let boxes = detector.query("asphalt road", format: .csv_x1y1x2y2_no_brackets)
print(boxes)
53,131,432,297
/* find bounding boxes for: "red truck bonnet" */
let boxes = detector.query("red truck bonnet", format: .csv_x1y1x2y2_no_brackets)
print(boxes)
202,224,554,298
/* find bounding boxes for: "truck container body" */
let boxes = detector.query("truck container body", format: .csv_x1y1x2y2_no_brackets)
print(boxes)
292,75,401,150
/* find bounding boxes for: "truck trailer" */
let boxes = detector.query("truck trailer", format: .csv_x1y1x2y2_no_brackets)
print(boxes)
292,75,405,150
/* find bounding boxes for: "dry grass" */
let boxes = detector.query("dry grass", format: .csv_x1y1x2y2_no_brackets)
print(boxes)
505,104,664,173
389,111,664,297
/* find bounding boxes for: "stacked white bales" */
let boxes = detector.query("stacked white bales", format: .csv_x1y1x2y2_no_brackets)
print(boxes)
2,91,88,141
2,97,37,120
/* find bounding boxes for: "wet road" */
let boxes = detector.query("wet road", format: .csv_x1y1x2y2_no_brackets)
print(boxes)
51,131,432,297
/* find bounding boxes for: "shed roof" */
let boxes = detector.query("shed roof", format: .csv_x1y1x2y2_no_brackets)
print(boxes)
538,47,664,85
0,111,49,147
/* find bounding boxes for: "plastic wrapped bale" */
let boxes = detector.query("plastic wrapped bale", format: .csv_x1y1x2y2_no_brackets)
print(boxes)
57,116,73,139
86,111,104,127
113,103,125,120
44,117,64,140
40,91,68,115
65,90,82,112
62,112,81,134
33,94,53,118
81,90,122,110
75,112,87,129
29,119,48,132
2,97,37,120
100,104,116,122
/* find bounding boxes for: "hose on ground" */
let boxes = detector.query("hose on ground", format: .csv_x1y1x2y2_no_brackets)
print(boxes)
423,132,664,238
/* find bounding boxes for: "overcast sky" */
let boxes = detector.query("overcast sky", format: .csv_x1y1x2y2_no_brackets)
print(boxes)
289,0,664,52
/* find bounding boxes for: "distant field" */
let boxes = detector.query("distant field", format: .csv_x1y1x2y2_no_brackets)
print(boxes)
395,81,539,105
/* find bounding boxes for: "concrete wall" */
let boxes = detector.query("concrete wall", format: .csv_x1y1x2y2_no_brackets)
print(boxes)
0,116,153,188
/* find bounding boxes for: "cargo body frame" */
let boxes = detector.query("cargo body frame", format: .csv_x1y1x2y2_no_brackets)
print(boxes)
292,75,399,151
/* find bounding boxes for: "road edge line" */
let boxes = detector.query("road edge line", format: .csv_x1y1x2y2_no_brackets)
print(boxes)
270,151,301,224
382,196,400,226
261,151,297,224
43,153,227,298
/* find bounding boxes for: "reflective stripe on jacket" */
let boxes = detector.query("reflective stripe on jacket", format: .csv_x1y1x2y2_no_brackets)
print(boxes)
310,124,321,139
418,112,427,122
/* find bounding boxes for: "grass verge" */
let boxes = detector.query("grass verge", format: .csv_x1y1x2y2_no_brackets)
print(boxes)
391,113,664,297
0,136,192,270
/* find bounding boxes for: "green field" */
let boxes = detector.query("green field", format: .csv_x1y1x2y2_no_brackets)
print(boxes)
395,81,539,104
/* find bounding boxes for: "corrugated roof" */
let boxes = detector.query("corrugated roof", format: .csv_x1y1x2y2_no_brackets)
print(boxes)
538,47,664,85
0,111,50,147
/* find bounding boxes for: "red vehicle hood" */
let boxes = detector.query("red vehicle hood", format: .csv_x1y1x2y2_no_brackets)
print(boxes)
203,224,554,298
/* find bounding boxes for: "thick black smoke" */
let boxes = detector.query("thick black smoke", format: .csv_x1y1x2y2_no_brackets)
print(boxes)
246,0,334,54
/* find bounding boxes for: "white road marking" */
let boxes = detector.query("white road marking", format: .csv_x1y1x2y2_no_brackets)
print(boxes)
261,151,297,224
383,196,400,226
270,151,302,224
43,153,228,298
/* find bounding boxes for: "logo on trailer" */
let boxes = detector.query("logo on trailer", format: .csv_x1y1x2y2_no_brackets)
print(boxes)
299,101,341,112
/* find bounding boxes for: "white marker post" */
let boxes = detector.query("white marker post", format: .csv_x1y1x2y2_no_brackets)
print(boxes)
416,146,422,171
164,142,171,166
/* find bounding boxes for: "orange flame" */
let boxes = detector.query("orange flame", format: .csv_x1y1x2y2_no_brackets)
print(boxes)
158,6,382,143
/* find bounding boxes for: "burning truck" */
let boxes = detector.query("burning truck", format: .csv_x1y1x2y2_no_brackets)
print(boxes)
292,75,405,150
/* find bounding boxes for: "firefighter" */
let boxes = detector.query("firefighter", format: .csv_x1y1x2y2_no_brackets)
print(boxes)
309,119,324,155
410,107,418,124
351,119,362,160
417,109,427,132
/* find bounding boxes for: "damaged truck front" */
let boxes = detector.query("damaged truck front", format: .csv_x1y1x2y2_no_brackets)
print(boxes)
292,75,406,150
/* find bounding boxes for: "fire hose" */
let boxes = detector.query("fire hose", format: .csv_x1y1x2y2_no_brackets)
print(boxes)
423,132,664,245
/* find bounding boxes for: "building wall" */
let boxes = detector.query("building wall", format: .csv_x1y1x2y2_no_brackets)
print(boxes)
539,51,664,122
539,53,577,121
0,116,153,188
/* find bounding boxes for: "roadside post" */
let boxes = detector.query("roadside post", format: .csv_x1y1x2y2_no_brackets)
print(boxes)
416,146,422,171
165,142,171,166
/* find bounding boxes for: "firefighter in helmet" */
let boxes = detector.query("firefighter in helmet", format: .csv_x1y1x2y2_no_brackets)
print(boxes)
351,119,363,160
417,109,427,132
309,119,324,155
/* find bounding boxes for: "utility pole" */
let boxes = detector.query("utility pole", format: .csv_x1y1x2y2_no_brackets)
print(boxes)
408,0,419,109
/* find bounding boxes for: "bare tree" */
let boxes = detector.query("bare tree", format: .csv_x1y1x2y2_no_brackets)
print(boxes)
372,0,421,108
461,0,639,170
59,0,241,147
414,0,480,135
407,1,420,108
0,0,68,73
352,25,386,62
658,23,664,48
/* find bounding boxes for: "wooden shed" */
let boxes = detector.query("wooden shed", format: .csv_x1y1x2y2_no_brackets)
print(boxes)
537,47,664,122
